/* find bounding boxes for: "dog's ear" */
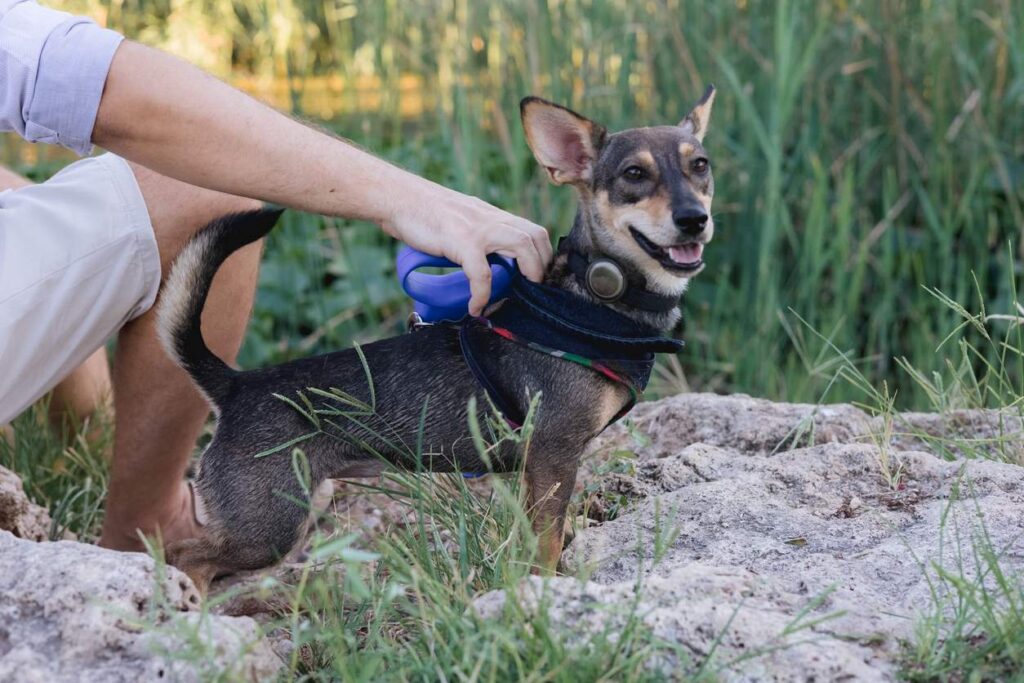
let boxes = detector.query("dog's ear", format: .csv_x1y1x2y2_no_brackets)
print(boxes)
679,85,715,142
520,97,606,185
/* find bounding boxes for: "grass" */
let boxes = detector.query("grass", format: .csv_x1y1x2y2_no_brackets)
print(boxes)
5,0,1023,409
0,398,112,540
790,251,1024,468
902,480,1024,682
268,470,703,682
3,0,1024,680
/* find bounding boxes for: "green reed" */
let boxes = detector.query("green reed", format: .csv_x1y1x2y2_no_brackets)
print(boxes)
7,0,1021,410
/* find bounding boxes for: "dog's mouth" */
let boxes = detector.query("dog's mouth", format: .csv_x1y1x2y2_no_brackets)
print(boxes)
629,227,705,273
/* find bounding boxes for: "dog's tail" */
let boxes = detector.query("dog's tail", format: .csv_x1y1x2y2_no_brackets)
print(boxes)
157,208,284,407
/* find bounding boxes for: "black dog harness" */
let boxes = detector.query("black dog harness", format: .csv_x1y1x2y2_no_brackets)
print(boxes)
454,275,683,429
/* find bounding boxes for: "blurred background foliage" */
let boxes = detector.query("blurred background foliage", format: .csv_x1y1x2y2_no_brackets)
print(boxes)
4,0,1022,407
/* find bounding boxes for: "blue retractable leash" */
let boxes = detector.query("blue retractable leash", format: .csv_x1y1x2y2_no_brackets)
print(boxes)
396,246,516,323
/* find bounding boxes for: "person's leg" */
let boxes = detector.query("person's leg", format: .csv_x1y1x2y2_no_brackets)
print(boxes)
0,166,30,191
48,350,112,432
0,166,112,433
98,163,263,551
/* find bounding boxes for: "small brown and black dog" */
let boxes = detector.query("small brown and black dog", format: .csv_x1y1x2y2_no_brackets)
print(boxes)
158,87,716,593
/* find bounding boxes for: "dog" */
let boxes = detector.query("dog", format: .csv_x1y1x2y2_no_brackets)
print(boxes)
158,87,716,593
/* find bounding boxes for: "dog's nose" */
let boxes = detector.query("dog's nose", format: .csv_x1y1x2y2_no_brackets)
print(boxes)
673,207,708,236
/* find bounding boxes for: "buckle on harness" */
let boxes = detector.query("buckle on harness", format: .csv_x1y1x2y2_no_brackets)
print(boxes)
406,312,433,333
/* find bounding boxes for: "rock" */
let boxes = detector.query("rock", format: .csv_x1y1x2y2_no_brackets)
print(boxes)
568,447,1024,679
0,465,52,541
0,531,282,682
485,394,1024,681
592,393,874,459
474,566,891,681
879,409,1024,463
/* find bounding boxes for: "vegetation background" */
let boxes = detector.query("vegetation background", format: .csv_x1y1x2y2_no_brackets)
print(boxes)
3,0,1021,408
2,2,1023,679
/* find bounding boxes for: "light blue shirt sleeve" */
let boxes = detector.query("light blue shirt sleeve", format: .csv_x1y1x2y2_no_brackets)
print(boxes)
0,0,123,156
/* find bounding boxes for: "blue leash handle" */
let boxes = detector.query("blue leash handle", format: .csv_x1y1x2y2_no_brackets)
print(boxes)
396,246,516,322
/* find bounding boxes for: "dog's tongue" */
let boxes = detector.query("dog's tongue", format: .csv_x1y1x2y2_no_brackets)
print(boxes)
668,243,703,265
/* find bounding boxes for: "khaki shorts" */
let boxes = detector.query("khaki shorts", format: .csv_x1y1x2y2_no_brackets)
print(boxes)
0,153,159,423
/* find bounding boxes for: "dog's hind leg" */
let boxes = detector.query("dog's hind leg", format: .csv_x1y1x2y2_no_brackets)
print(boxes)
166,534,229,596
524,456,579,575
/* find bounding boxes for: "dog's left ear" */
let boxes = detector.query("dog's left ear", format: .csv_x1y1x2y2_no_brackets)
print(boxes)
679,85,716,142
521,97,607,185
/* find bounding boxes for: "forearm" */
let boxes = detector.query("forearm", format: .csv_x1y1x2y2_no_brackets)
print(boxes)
93,41,419,227
92,40,551,312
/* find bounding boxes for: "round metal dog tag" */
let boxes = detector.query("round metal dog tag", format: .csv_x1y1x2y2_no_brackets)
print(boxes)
585,259,626,301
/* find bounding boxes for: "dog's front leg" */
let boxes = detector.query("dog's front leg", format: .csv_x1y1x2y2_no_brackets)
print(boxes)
524,456,578,575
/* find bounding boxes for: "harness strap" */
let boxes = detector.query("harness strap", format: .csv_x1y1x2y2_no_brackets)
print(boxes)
459,317,640,431
458,322,524,428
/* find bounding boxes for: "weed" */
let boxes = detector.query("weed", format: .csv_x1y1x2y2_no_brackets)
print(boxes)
901,479,1024,681
0,399,112,540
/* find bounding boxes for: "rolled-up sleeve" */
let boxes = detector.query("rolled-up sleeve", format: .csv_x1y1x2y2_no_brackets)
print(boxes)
0,0,123,156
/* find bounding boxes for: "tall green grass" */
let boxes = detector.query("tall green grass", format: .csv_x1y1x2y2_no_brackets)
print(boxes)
902,480,1024,681
4,0,1021,408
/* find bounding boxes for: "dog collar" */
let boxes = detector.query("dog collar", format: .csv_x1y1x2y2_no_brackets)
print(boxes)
563,248,680,314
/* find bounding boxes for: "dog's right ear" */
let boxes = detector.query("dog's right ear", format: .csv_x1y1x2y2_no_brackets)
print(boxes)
520,97,606,185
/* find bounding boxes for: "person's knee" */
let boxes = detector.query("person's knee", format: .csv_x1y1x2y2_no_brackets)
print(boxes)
128,161,261,277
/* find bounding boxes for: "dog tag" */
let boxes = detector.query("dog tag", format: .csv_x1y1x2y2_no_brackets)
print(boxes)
585,259,626,301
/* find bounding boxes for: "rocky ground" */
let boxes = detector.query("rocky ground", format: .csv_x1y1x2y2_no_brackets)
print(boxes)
2,393,1023,681
483,394,1024,681
0,462,280,682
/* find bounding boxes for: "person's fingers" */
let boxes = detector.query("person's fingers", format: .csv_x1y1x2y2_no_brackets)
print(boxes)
491,225,545,282
461,247,494,316
519,218,554,267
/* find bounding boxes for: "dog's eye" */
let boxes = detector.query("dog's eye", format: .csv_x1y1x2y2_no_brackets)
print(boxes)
622,166,647,182
692,157,710,174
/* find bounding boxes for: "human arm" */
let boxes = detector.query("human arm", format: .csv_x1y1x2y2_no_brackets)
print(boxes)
92,41,552,312
0,2,551,313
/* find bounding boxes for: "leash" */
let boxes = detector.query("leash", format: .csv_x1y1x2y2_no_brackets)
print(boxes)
396,246,515,322
396,243,679,320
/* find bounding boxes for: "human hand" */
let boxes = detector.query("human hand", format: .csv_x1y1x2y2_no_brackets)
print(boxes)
380,177,552,315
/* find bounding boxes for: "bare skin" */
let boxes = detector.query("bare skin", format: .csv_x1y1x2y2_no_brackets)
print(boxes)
98,164,263,550
94,41,552,315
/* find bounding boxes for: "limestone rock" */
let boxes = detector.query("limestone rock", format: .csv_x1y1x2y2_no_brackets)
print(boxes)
0,465,52,541
0,531,282,682
474,566,891,681
593,393,874,459
485,394,1024,681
